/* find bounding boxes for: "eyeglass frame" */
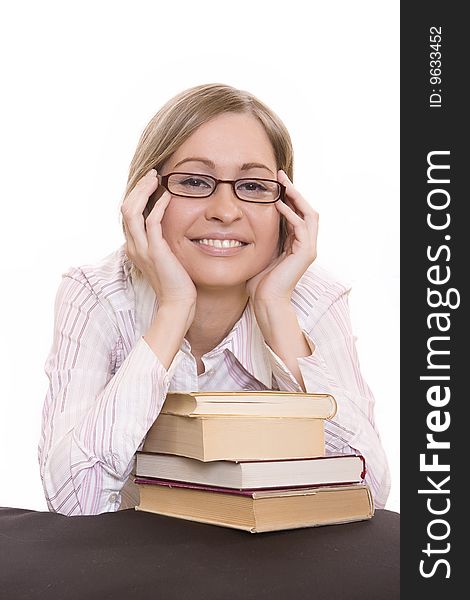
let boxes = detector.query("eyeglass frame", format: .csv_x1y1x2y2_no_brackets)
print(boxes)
158,171,286,204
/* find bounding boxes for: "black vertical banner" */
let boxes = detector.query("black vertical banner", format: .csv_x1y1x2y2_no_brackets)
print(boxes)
401,3,465,596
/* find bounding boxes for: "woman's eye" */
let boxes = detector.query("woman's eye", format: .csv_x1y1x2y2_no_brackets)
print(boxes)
180,177,211,189
238,181,267,192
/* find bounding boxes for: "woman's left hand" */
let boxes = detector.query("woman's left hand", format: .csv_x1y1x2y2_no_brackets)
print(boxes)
245,170,319,305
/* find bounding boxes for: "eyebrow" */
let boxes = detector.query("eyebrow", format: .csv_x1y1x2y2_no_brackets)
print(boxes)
173,157,275,175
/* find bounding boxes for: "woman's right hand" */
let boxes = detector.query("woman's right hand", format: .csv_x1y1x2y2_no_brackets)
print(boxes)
121,169,198,311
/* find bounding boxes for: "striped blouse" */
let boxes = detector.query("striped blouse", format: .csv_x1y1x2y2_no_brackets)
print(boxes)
38,244,391,515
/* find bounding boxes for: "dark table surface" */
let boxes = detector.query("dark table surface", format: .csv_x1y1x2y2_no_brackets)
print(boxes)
0,506,399,600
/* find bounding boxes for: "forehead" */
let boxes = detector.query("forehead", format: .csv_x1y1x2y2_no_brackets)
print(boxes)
169,113,277,169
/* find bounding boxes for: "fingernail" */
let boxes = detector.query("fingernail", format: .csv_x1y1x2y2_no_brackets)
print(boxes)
149,168,157,176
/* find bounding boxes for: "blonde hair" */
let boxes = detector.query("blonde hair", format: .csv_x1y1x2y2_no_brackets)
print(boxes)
121,83,294,279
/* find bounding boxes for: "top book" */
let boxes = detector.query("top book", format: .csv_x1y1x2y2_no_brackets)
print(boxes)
161,391,337,419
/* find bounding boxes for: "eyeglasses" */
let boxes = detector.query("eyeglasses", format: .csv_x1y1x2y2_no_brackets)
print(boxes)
159,172,286,204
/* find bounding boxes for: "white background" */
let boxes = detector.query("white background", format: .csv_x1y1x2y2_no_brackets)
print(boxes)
0,1,399,512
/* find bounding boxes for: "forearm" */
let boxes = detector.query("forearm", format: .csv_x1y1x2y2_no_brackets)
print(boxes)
253,300,312,392
143,302,195,369
40,336,171,514
41,300,194,515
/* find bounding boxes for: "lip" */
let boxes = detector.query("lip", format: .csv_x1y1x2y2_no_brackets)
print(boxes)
189,239,250,256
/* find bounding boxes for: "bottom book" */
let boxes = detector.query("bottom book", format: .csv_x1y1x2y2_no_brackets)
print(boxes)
134,477,375,533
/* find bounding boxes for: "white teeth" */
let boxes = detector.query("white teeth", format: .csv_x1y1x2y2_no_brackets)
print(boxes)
194,238,244,248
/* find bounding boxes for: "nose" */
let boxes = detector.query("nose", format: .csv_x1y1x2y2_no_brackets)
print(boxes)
204,181,244,223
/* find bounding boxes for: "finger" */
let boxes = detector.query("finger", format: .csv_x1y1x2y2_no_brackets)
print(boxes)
122,169,160,250
276,199,318,256
275,197,306,226
276,195,319,242
123,219,137,260
146,189,172,224
276,200,319,239
145,190,173,244
121,169,160,217
278,170,318,222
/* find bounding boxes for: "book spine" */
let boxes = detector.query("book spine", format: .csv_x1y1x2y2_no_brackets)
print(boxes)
359,455,366,480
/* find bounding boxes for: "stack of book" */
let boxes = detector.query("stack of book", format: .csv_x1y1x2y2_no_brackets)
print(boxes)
134,391,374,533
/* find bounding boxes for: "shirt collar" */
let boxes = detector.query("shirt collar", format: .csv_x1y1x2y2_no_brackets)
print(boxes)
131,267,273,389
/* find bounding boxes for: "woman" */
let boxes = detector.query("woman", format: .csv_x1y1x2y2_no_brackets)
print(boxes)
39,83,391,515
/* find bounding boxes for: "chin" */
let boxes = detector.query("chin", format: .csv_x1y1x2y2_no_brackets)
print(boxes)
192,276,248,290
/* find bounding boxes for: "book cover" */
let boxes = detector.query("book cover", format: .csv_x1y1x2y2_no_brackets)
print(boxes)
134,478,375,533
161,391,337,419
135,452,366,489
143,413,325,461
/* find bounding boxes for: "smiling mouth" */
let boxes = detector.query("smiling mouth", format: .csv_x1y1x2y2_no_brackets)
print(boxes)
190,238,248,249
189,238,250,256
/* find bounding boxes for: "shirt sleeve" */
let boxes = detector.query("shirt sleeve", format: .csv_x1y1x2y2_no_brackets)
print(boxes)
38,273,184,516
264,290,391,509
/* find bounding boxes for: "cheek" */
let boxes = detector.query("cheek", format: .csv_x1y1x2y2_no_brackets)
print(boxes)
160,200,192,245
254,209,280,252
160,211,175,241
